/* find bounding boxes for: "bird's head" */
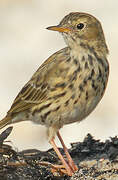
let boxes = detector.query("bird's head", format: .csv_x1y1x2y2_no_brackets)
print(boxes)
47,12,108,56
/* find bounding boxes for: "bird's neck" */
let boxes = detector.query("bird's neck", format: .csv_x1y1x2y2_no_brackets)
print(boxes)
69,42,90,61
69,40,108,61
63,32,108,59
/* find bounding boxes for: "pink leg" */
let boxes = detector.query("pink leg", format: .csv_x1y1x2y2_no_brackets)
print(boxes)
49,137,73,176
57,131,78,172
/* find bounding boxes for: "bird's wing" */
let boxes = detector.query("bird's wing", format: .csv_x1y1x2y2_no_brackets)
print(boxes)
8,82,47,114
7,47,70,115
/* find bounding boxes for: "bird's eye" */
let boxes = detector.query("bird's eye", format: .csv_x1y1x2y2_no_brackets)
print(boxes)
77,23,84,30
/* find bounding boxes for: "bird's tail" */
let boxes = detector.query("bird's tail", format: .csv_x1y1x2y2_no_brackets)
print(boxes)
0,116,12,130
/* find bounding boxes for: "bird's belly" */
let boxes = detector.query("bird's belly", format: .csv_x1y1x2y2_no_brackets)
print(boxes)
30,69,107,128
31,83,104,128
61,94,101,125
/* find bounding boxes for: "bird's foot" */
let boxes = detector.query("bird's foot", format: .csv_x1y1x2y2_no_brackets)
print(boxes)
39,161,78,176
51,164,74,176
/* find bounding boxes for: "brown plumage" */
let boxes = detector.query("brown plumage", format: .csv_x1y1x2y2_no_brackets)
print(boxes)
0,12,109,176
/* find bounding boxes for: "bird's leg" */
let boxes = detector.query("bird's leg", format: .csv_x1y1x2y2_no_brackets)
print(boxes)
49,137,73,176
57,131,78,172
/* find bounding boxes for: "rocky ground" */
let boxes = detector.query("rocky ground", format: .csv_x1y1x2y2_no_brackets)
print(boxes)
0,127,118,180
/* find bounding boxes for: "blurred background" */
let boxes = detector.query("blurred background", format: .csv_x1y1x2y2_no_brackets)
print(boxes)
0,0,118,151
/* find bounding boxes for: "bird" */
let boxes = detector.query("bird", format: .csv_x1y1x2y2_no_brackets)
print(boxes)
0,12,109,176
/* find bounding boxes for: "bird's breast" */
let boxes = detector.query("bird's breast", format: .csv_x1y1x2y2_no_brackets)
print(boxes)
30,53,109,128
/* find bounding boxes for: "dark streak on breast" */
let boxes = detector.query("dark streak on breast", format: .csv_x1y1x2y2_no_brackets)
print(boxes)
88,54,93,65
82,56,85,61
55,82,66,88
105,62,109,73
43,111,51,119
83,78,87,85
50,87,56,91
71,72,77,81
76,66,81,72
79,84,84,92
85,91,89,100
98,67,102,79
85,61,89,69
88,46,105,67
91,69,95,77
68,84,74,89
52,106,61,112
91,80,98,91
97,58,104,67
73,59,78,65
41,115,45,123
74,99,78,104
66,57,71,62
103,81,106,91
80,42,86,49
64,99,69,106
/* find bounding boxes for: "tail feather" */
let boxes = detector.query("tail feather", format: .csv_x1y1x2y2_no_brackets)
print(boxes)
0,116,12,130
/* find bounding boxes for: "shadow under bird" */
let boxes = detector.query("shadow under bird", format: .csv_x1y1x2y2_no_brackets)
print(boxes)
0,12,109,176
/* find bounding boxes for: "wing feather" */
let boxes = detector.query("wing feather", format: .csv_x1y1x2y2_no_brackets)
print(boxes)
8,83,47,114
7,47,70,116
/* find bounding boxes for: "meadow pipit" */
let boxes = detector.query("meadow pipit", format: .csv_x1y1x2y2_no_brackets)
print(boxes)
0,12,109,176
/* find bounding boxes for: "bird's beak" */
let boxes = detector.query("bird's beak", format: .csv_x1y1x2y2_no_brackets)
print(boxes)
46,25,71,33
